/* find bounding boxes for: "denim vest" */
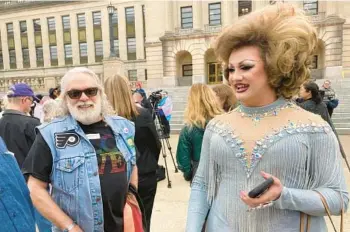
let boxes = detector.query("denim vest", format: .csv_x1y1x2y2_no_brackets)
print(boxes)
0,137,36,232
38,115,136,232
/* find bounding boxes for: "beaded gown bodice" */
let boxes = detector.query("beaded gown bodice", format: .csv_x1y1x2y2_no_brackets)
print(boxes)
188,98,347,232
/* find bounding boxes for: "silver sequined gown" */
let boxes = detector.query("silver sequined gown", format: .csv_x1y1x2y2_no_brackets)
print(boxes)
186,98,349,232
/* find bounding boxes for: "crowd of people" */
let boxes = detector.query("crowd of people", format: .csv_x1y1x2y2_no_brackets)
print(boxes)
0,3,348,232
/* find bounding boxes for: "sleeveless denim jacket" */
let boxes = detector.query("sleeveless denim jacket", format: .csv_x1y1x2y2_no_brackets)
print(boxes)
38,115,136,232
0,137,36,232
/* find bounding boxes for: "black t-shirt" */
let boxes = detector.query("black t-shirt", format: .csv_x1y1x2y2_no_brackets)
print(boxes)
22,121,128,232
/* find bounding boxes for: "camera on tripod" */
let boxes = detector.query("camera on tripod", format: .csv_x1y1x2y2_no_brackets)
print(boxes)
148,89,163,107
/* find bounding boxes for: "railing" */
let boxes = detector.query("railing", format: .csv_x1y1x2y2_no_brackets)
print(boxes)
0,77,45,93
308,12,326,23
174,27,194,36
204,24,222,33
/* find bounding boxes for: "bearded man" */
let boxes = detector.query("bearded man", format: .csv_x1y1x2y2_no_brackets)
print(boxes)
23,67,137,232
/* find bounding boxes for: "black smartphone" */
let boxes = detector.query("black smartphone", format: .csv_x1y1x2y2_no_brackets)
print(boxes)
248,177,274,198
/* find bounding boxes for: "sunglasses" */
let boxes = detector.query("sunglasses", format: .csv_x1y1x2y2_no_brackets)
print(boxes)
67,87,99,99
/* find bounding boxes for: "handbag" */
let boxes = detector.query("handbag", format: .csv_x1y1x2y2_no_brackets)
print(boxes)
327,99,339,109
300,191,344,232
124,185,147,232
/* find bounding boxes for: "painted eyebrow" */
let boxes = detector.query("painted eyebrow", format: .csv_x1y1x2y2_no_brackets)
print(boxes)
228,59,258,67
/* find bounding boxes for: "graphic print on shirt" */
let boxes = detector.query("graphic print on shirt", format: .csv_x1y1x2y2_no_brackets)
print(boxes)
92,133,126,175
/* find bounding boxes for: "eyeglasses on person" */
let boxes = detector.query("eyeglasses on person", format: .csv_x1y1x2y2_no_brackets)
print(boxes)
66,87,99,99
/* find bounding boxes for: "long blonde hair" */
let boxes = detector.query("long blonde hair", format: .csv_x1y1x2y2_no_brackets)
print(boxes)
104,74,139,120
184,83,223,128
212,84,237,112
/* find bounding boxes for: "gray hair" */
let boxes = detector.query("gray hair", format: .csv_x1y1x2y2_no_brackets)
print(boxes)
42,99,58,123
56,67,115,117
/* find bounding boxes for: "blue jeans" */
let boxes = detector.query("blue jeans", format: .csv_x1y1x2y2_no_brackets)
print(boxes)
34,208,52,232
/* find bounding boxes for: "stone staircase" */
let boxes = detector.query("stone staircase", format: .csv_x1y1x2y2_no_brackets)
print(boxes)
146,86,189,134
146,79,350,135
316,78,350,135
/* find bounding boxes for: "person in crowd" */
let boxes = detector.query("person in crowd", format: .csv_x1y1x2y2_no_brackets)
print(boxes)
105,74,161,232
133,91,153,115
42,99,58,123
320,80,338,117
49,87,60,100
0,137,36,232
0,83,51,231
298,81,350,172
212,84,238,112
0,83,40,168
176,83,223,182
135,81,147,99
186,4,348,232
22,67,137,232
157,91,172,136
0,96,8,118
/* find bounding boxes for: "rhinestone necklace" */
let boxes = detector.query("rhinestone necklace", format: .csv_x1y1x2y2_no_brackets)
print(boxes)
236,99,296,125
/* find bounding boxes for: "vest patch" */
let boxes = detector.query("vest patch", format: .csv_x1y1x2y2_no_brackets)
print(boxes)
54,132,80,149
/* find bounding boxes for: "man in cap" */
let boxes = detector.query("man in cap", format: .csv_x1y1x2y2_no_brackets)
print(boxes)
23,67,137,232
0,83,40,168
0,83,52,231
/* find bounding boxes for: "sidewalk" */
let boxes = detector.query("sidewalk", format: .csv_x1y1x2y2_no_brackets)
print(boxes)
151,135,350,231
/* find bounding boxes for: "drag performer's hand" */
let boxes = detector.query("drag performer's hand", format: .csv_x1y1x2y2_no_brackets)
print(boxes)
240,171,283,208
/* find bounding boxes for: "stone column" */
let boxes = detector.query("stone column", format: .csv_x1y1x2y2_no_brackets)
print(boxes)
55,15,65,66
13,21,23,69
164,1,174,33
135,4,145,59
27,19,37,68
0,23,10,70
41,17,51,67
70,13,79,65
326,1,338,16
192,51,205,84
86,11,95,63
193,1,203,31
117,6,127,61
101,7,111,59
222,0,234,26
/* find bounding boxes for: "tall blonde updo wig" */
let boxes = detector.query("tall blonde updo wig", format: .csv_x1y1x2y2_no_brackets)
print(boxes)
214,3,318,99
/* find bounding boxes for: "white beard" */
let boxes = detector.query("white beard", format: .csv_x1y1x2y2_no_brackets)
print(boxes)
68,98,102,125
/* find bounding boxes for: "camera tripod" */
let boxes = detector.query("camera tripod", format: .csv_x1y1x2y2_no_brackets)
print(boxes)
152,108,178,188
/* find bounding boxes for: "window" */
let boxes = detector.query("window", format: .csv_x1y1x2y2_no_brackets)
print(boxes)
77,14,86,28
94,41,103,62
62,15,70,29
9,49,16,69
112,12,118,24
36,47,43,67
7,23,13,35
127,38,136,60
47,17,56,31
22,48,30,68
79,42,88,64
64,44,73,64
311,55,318,69
114,39,119,57
209,3,221,25
125,7,135,24
181,6,193,29
303,0,318,15
0,51,3,70
128,70,137,81
93,11,102,25
238,1,252,16
50,45,58,66
182,64,193,76
125,7,135,38
33,19,41,32
20,21,27,33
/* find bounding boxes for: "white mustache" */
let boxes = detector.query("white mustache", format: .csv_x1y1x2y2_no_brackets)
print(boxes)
76,101,94,107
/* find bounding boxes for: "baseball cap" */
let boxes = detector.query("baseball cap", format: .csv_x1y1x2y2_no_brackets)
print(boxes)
7,83,38,101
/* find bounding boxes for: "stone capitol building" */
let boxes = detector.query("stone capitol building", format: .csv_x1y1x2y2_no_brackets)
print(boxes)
0,0,349,96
